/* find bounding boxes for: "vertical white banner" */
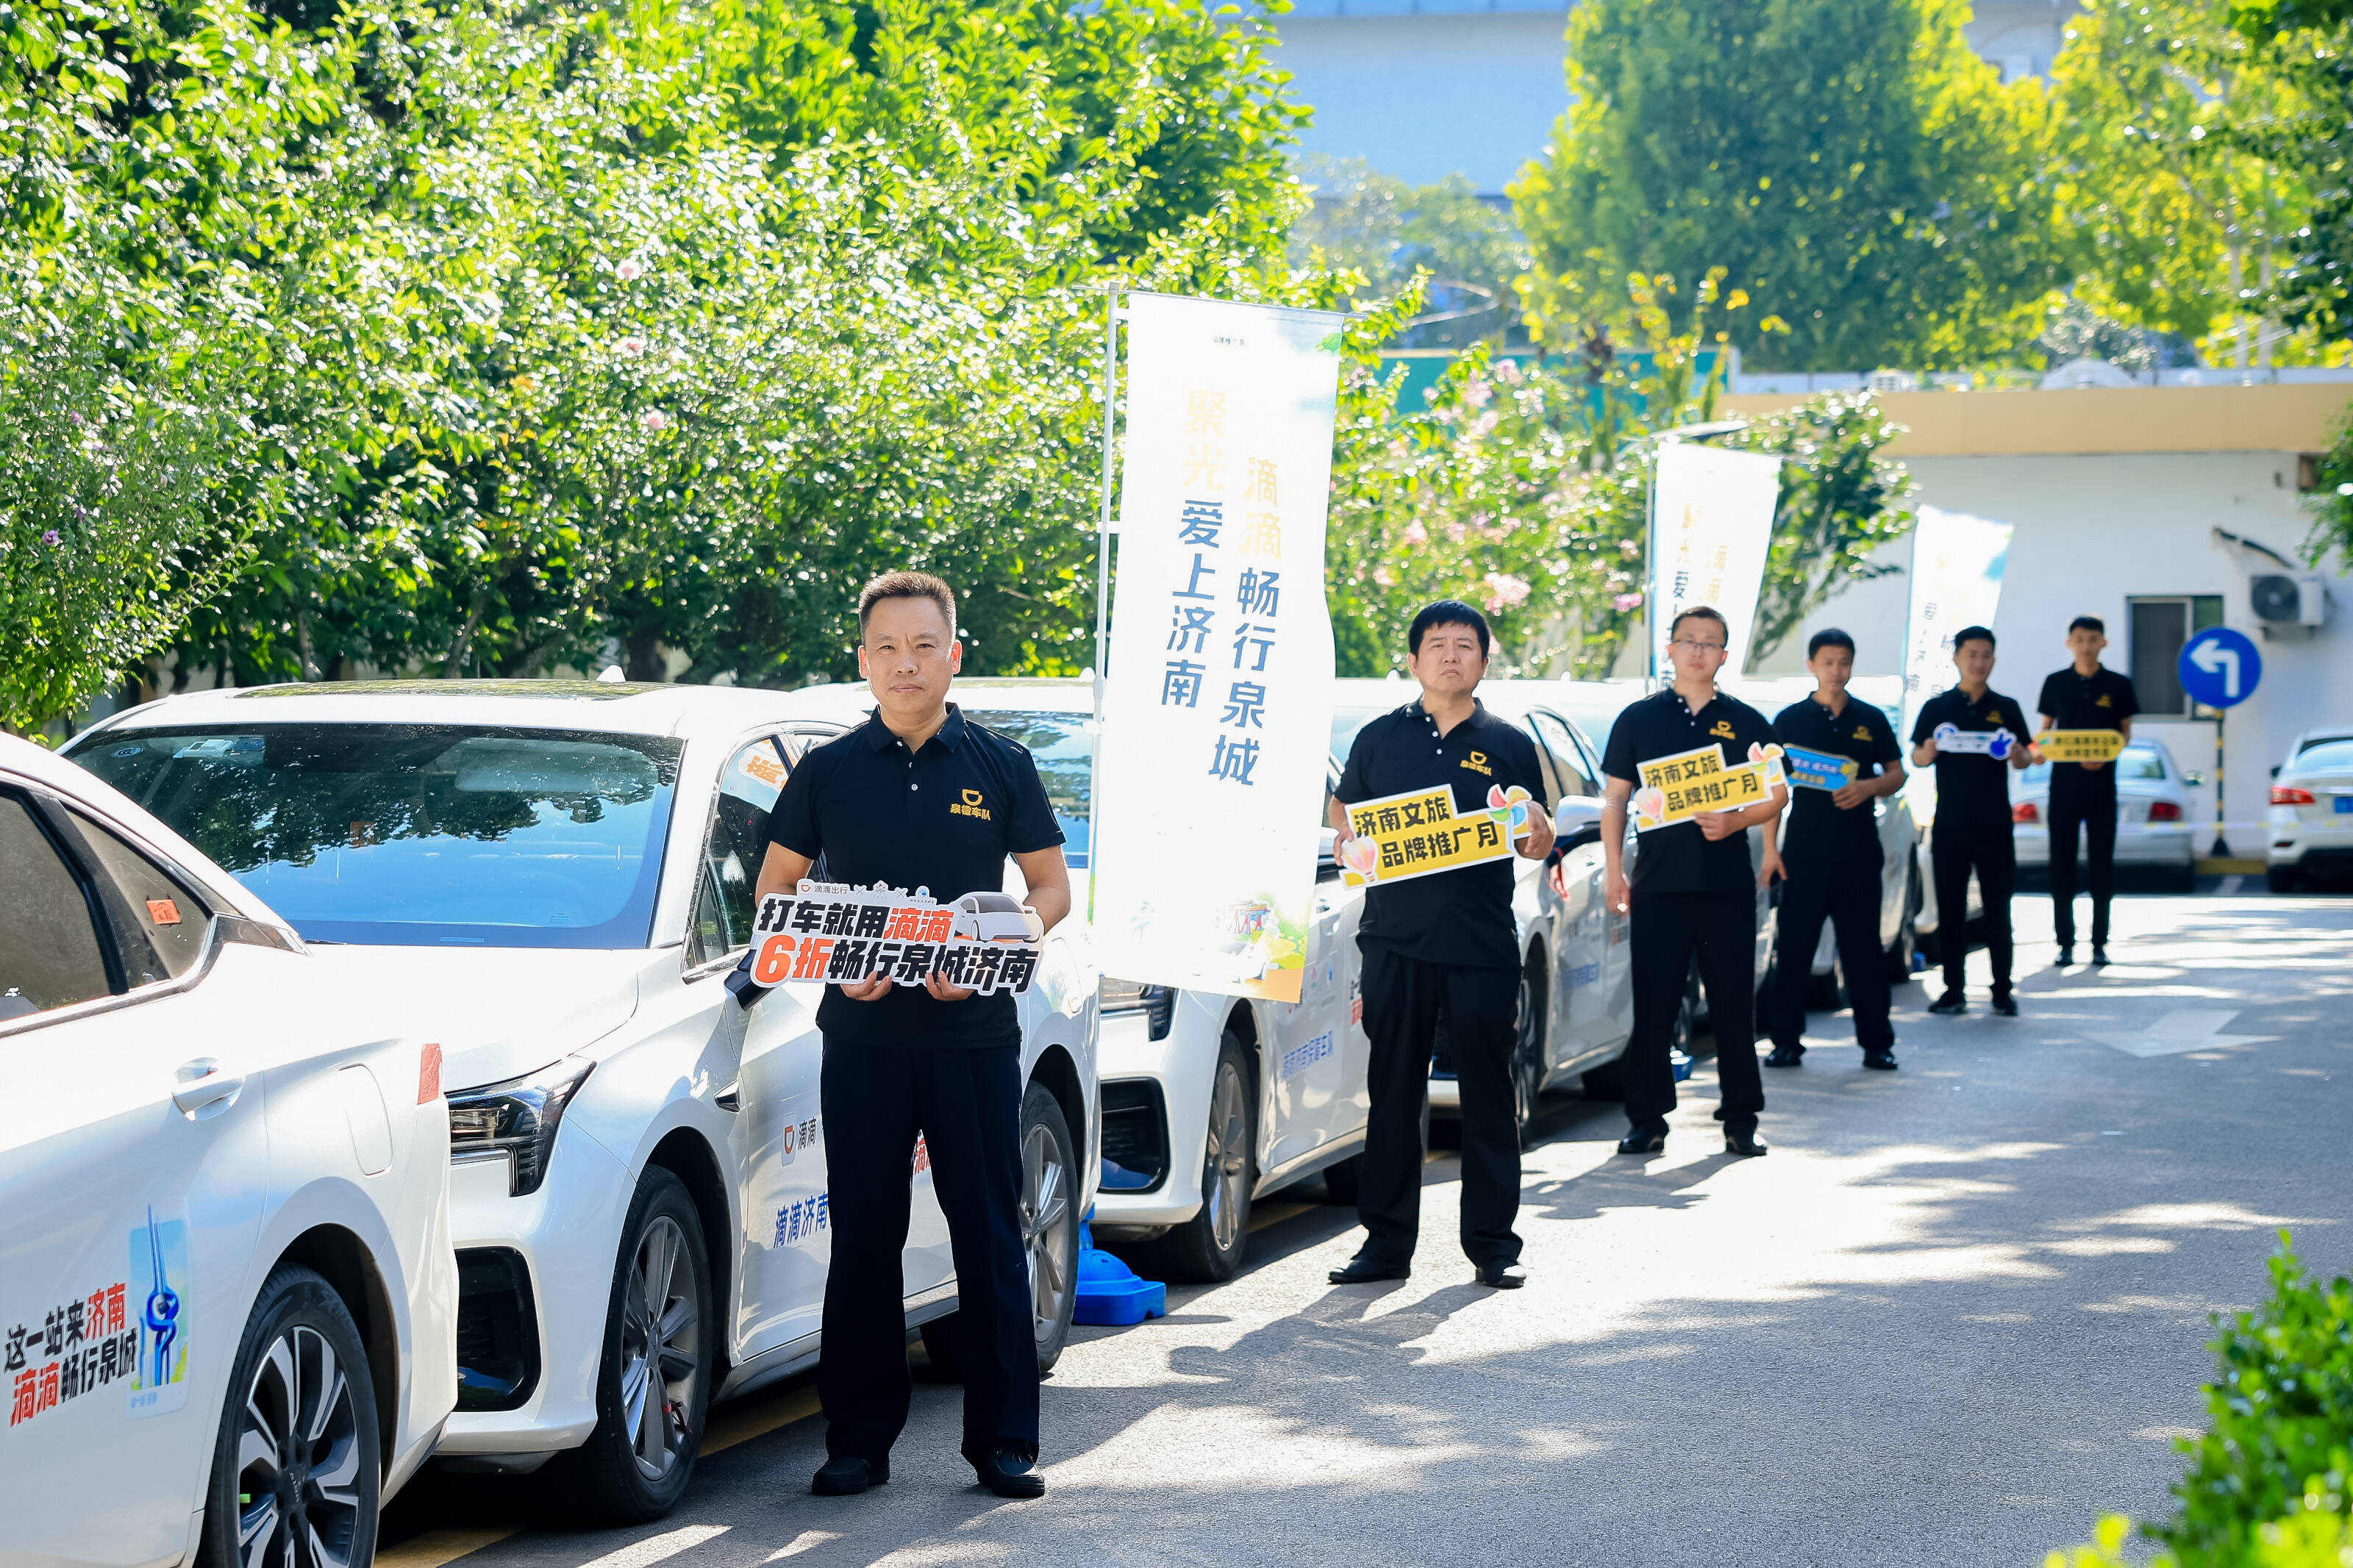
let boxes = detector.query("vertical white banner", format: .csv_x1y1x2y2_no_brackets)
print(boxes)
1094,293,1342,1003
1899,505,2016,742
1652,443,1782,674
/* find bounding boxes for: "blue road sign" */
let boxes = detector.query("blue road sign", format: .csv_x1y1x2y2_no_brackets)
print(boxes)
2179,626,2262,709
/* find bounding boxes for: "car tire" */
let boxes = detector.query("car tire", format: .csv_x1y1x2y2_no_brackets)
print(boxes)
1885,867,1920,983
1513,958,1546,1150
2173,860,2199,894
552,1166,710,1524
1145,1033,1256,1284
2268,866,2300,894
198,1264,380,1568
1021,1081,1080,1373
1320,1153,1363,1206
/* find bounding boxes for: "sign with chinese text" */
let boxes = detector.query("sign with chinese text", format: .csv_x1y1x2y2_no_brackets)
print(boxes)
1652,443,1782,676
1782,745,1860,792
2034,728,2127,765
1333,784,1532,889
1929,723,2019,759
743,882,1043,995
1096,293,1343,1002
1632,743,1786,831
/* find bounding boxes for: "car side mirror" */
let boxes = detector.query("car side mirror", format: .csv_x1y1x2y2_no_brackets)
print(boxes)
1551,797,1604,841
2183,771,2206,787
2271,765,2282,778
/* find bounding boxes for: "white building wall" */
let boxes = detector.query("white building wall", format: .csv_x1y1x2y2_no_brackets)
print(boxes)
1752,451,2352,847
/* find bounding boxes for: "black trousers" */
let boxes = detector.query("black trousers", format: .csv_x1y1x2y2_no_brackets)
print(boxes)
818,1039,1037,1467
1356,948,1522,1269
2047,775,2118,949
1627,887,1764,1141
1768,857,1895,1053
1932,823,2015,996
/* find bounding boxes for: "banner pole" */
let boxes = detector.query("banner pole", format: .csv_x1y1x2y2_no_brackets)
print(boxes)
1090,280,1121,923
1644,451,1660,692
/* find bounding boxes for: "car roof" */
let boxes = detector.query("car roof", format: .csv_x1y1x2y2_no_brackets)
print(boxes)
769,678,1096,729
76,679,820,741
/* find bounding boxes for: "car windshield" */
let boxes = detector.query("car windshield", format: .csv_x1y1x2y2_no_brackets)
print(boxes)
1332,706,1388,761
2293,740,2353,773
2022,745,2165,785
71,723,680,948
962,710,1093,867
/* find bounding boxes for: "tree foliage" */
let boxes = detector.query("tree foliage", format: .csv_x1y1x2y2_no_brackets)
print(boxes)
1289,154,1532,347
1510,0,2065,372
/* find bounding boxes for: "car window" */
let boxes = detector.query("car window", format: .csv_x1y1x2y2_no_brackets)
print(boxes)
2293,740,2353,772
960,710,1093,868
1530,712,1600,798
1332,706,1386,765
0,792,114,1018
1516,720,1564,809
68,810,211,985
72,723,681,948
2114,747,2166,781
692,737,789,966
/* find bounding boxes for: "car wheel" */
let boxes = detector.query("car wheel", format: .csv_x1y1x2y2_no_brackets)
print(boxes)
554,1166,710,1523
1886,867,1920,983
1021,1081,1079,1372
1513,959,1546,1149
198,1264,379,1568
1147,1034,1256,1284
2174,860,2199,894
2268,866,2299,894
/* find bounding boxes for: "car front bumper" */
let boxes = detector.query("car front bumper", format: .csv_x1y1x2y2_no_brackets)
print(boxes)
1090,1008,1216,1230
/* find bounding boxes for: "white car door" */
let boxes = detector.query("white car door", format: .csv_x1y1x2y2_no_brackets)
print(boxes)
0,785,273,1568
1529,713,1619,1060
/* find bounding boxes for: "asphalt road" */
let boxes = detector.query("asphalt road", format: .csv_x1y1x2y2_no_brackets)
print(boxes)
384,888,2353,1568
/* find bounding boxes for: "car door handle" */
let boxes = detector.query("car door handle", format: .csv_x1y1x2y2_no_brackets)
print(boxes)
715,1082,741,1112
172,1058,245,1119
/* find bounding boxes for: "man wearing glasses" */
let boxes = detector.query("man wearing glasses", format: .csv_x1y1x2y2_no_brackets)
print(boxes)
1598,606,1788,1158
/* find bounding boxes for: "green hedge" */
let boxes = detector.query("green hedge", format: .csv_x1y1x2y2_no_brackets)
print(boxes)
2049,1236,2353,1567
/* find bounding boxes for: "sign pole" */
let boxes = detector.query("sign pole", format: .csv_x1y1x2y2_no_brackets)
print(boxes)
2212,706,2230,859
1089,280,1121,922
1644,455,1660,691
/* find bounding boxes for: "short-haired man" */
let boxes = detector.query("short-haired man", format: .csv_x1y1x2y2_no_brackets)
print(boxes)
1765,629,1907,1070
1909,625,2035,1016
2036,615,2139,967
1326,601,1554,1289
755,570,1071,1500
1599,606,1788,1157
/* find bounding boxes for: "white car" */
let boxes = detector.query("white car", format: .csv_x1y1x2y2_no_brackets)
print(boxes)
63,681,1097,1524
2,732,457,1568
2012,740,2200,892
2267,732,2353,891
951,892,1048,945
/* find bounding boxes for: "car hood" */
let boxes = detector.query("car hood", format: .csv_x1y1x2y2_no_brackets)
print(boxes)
298,945,646,1092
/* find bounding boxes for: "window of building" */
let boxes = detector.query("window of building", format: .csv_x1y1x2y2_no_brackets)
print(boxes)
2127,595,2224,718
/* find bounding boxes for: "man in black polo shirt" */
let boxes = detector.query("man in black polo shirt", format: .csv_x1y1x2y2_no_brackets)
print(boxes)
2036,615,2140,967
1909,624,2035,1016
1325,601,1553,1289
754,571,1070,1500
1765,629,1907,1070
1600,605,1788,1157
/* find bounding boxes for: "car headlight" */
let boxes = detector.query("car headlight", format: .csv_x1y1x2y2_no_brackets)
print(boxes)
447,1056,595,1197
1098,978,1174,1041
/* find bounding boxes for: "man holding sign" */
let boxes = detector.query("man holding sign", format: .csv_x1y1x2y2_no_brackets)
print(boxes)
1599,606,1788,1159
1910,626,2035,1016
752,571,1071,1500
1327,602,1552,1289
1765,629,1907,1070
2035,616,2139,967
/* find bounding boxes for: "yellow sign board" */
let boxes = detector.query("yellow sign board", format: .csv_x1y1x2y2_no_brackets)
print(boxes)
2034,728,2127,764
1336,784,1530,889
1632,742,1785,832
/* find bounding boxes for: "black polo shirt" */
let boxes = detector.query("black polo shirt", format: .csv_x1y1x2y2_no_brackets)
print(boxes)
1910,686,2032,833
1336,698,1546,970
1602,687,1779,894
766,704,1062,1047
2036,665,2139,794
1774,695,1902,867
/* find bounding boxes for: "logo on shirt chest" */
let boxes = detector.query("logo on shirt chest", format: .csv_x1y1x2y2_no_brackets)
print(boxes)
950,787,993,822
1853,724,1873,741
1710,719,1736,740
2094,693,2113,707
1460,750,1493,778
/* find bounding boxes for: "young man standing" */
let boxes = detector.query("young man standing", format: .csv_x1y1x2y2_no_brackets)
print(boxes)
1599,606,1788,1158
754,571,1071,1500
1910,626,2035,1016
1326,601,1553,1289
1765,629,1907,1070
2036,616,2139,967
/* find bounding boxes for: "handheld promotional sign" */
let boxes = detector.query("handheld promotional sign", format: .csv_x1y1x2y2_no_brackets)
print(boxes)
1632,743,1786,831
1930,723,2019,759
1782,745,1860,792
2034,729,2127,765
743,881,1044,995
1335,784,1533,889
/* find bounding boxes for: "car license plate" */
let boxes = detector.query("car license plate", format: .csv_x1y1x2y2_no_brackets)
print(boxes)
2335,795,2353,815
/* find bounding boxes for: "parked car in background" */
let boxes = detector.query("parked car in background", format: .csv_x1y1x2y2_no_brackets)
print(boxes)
2267,734,2353,891
2011,739,2200,892
65,681,1097,1523
3,732,457,1568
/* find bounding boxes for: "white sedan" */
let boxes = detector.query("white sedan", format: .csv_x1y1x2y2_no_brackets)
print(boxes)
2011,740,2199,892
2267,732,2353,891
2,732,457,1568
64,681,1097,1524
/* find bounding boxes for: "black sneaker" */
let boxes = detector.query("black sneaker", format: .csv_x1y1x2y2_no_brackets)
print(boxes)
1927,992,1967,1015
813,1455,887,1495
1617,1130,1667,1155
1990,992,2019,1017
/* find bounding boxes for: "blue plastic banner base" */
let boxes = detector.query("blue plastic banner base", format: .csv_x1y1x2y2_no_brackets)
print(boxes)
1074,1222,1167,1328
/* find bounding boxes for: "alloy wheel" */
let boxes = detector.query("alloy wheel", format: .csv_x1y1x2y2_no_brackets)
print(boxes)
1513,970,1543,1138
618,1214,699,1482
1022,1118,1074,1335
1202,1061,1249,1253
234,1325,365,1568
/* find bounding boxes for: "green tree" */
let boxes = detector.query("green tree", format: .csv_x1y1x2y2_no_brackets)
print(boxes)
1510,0,2065,371
1289,155,1533,346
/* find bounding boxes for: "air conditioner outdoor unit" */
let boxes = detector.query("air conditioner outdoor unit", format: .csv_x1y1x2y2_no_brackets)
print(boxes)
2250,572,2332,627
